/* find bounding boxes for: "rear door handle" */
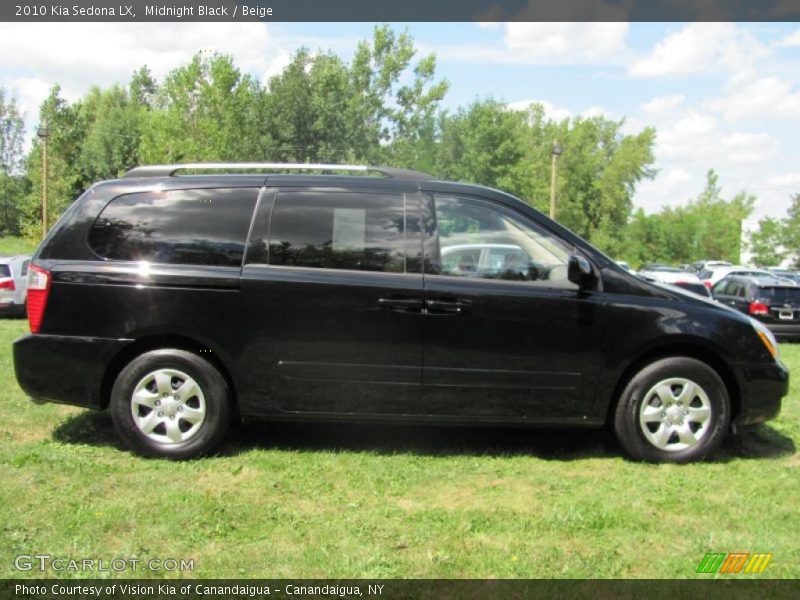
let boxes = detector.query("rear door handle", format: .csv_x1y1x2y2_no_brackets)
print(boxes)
425,298,470,315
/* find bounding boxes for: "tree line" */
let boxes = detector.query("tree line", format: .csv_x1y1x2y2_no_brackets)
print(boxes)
0,25,794,267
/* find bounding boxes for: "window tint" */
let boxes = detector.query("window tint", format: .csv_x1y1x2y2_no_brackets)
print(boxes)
431,195,573,285
268,192,406,273
21,260,30,276
88,188,259,267
0,265,10,278
760,287,800,303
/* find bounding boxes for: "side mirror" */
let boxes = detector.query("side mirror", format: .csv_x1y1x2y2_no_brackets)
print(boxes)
568,254,596,288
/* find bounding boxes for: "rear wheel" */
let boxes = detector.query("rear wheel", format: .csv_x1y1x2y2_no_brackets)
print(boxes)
110,349,231,459
614,357,730,463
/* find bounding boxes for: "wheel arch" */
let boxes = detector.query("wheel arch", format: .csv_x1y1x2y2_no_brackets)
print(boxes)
605,341,741,426
100,334,238,412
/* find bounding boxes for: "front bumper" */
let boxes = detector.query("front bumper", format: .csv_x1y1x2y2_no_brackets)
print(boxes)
766,322,800,342
14,334,131,409
733,360,790,426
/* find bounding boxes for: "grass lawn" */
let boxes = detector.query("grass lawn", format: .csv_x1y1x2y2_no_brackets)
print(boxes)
0,236,39,257
0,316,797,579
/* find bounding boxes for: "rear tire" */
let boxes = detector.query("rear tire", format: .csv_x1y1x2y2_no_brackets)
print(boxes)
110,349,231,459
614,357,730,463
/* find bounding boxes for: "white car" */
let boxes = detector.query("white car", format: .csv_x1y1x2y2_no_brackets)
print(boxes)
637,265,710,297
0,255,32,315
697,264,797,289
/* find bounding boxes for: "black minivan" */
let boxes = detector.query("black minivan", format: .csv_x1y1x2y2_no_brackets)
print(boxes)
13,163,789,462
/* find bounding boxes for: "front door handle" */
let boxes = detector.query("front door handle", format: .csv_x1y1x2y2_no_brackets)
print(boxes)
377,297,425,313
425,298,470,315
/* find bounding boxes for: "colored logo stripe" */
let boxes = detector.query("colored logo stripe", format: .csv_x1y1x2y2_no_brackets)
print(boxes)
696,553,726,573
696,552,772,574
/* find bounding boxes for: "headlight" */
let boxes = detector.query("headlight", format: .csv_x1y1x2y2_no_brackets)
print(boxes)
750,317,779,360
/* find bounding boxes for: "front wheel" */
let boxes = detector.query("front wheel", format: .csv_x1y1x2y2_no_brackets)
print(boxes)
110,349,232,459
614,357,730,463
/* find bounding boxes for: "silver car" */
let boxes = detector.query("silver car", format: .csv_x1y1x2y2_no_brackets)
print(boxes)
0,255,32,315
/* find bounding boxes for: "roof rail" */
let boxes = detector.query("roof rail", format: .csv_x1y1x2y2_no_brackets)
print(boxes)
122,163,435,181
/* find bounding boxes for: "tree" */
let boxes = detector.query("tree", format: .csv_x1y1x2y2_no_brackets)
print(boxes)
749,217,787,267
432,100,656,254
622,170,755,267
21,86,86,237
0,87,26,234
263,25,448,164
138,52,263,163
782,193,800,268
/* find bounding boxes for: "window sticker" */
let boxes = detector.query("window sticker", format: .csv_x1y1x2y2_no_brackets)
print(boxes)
332,208,366,251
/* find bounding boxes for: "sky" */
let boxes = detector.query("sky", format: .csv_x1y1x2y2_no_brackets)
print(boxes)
1,21,800,221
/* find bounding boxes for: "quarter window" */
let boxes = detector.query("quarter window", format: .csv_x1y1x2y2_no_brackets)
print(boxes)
88,188,259,267
268,192,407,273
431,195,573,286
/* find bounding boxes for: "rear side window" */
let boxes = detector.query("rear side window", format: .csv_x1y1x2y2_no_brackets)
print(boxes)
268,192,407,273
88,188,259,267
760,287,800,304
21,260,29,276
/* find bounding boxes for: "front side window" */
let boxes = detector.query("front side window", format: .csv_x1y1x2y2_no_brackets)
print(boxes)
430,195,573,286
268,192,407,273
88,188,259,267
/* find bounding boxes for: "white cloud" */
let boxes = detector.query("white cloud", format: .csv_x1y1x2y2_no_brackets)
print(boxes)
640,94,685,114
507,99,573,121
426,22,629,66
767,172,800,187
774,27,800,47
709,76,800,121
630,23,769,77
0,22,279,123
504,23,629,62
506,100,614,122
720,132,781,165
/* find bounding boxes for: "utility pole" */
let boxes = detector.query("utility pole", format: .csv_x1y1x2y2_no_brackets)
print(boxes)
549,140,562,220
37,122,49,239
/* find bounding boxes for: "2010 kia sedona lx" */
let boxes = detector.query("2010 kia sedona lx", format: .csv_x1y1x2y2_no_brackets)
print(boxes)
13,163,789,462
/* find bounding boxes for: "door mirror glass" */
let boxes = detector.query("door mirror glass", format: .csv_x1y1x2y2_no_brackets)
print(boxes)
567,254,595,288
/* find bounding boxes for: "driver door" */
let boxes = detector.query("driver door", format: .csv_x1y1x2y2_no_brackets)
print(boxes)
421,193,605,420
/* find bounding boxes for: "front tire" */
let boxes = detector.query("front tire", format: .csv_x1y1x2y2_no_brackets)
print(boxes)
614,357,730,463
110,349,232,459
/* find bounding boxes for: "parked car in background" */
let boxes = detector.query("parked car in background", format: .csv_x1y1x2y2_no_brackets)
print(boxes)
766,269,800,285
615,260,636,275
637,265,710,297
712,274,800,341
698,265,797,289
689,260,732,273
0,255,31,316
12,162,789,463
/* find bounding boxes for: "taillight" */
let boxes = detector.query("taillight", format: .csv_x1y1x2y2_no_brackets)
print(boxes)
0,279,15,291
26,264,51,333
749,301,769,316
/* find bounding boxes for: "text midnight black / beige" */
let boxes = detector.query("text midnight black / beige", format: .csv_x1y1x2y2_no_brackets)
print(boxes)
146,4,274,18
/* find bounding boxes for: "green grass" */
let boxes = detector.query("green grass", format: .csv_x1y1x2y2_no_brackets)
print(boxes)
0,316,797,579
0,236,39,257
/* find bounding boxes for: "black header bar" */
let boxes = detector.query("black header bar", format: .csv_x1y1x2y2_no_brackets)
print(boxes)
3,1,799,22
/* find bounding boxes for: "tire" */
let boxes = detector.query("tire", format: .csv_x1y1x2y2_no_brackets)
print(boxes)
110,349,232,459
614,357,730,463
